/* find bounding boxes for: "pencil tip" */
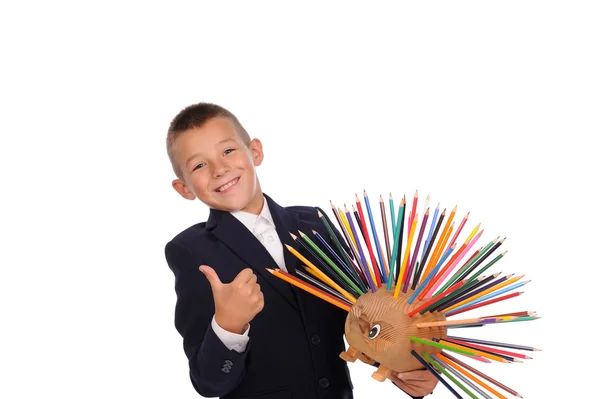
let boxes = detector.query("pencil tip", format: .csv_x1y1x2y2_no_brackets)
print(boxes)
298,230,306,237
289,233,297,239
311,229,317,235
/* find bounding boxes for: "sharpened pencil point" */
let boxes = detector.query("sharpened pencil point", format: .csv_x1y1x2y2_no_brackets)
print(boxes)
289,232,297,240
317,210,323,217
311,229,318,235
298,230,306,237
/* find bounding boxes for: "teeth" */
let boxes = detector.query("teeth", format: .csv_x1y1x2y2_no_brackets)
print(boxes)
217,178,237,192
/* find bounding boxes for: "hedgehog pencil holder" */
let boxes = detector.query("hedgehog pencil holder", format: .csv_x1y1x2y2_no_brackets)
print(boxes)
340,287,447,382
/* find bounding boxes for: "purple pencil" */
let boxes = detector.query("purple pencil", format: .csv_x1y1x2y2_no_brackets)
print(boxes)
402,207,430,292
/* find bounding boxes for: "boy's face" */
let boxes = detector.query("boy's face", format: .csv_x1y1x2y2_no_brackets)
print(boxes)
172,117,265,214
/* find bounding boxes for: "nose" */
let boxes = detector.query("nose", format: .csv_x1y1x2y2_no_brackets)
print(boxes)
212,159,229,178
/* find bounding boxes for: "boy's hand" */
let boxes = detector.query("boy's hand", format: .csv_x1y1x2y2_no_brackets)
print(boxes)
389,369,438,397
199,265,264,334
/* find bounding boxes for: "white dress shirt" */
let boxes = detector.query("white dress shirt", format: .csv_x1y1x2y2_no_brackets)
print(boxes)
211,197,287,352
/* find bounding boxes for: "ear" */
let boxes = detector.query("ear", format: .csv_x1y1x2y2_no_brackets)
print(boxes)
249,138,264,166
172,179,196,200
358,314,370,335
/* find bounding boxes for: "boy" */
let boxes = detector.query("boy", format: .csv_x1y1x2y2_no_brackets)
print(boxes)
164,102,438,398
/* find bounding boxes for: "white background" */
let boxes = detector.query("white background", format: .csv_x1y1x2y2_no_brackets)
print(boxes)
1,1,598,398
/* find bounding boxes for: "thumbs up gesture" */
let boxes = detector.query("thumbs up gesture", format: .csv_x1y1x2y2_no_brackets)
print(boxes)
199,265,264,334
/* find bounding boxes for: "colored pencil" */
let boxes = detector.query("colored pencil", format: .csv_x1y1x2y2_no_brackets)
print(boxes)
353,196,382,285
284,242,358,303
416,317,511,328
363,190,387,283
296,268,353,304
267,268,352,312
407,280,466,317
338,206,377,291
387,196,405,290
352,206,367,243
380,194,392,271
403,207,430,292
289,233,360,298
430,354,491,399
446,336,541,352
306,220,363,295
434,338,510,363
408,244,456,304
409,336,476,356
443,291,523,317
422,352,477,399
438,353,510,399
440,352,522,397
446,279,530,315
413,207,445,289
326,202,370,286
318,209,367,286
420,275,491,315
411,350,464,399
444,338,532,360
311,229,366,293
395,195,407,282
468,250,507,282
394,214,418,298
440,273,516,313
426,230,484,298
442,236,501,291
424,204,456,280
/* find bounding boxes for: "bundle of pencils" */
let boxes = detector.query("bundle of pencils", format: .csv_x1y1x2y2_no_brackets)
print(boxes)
267,190,539,398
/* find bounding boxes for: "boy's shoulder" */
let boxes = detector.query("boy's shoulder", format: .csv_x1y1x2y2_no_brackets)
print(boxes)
166,202,326,245
167,221,208,248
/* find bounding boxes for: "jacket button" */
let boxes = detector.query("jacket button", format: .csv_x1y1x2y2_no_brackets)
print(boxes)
318,378,329,388
311,334,321,345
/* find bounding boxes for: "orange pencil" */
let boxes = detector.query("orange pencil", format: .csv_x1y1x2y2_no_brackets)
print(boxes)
267,268,351,312
438,353,510,399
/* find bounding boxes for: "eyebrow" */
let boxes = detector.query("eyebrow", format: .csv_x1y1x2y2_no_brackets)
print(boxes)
185,138,237,166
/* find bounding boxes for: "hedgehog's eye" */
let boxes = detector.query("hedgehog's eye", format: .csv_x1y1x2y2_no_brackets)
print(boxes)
368,324,381,339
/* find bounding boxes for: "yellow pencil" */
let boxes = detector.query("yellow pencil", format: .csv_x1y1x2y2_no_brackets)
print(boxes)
394,214,418,298
339,207,377,286
284,244,357,303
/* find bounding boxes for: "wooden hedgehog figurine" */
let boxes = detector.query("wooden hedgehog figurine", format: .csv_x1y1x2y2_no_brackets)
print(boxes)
270,191,538,397
340,287,447,382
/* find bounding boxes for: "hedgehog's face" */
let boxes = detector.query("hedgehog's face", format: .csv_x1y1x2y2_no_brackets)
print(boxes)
349,305,395,352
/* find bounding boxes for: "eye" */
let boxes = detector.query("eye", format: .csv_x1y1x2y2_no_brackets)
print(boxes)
193,163,205,171
224,148,234,155
368,324,381,340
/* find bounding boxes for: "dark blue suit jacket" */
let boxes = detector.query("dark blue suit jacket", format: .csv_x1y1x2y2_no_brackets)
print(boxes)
165,194,354,398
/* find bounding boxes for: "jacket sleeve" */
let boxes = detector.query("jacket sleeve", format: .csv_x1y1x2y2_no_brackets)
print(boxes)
165,239,248,397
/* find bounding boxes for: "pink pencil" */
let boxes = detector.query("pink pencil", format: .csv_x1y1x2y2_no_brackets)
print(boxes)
446,212,469,248
425,230,484,298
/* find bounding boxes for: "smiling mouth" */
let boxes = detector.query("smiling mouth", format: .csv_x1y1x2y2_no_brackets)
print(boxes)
216,177,239,193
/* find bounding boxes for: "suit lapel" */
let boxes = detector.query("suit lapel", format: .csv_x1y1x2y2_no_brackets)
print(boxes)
207,203,299,310
264,194,301,276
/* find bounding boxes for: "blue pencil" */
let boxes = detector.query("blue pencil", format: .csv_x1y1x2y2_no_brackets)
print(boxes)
363,190,387,284
408,244,456,304
445,279,530,316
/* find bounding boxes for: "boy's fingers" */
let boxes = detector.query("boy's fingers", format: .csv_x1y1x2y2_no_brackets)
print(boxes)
199,265,222,291
233,268,255,283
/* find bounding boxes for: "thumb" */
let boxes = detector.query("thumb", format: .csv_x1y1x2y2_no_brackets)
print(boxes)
199,265,222,291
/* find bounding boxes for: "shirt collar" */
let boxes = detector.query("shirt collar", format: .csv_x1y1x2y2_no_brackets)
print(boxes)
230,196,275,234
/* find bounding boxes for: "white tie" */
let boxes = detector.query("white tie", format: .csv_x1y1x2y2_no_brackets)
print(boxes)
254,216,287,272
